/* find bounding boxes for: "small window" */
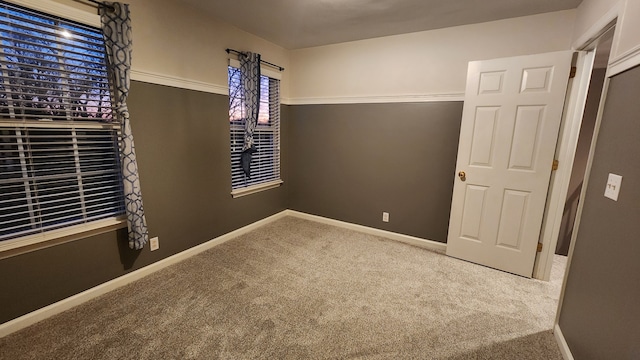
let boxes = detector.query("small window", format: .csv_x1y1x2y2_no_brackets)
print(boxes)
228,64,281,194
0,2,124,243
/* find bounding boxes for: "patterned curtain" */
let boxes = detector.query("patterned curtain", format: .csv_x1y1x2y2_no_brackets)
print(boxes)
239,52,261,178
100,3,149,250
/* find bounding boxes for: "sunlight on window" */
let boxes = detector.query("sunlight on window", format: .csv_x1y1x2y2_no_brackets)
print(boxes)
0,5,113,121
0,2,124,243
228,66,270,125
227,65,281,190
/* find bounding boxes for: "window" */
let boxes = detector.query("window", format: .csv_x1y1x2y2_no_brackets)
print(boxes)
228,61,281,196
0,2,124,244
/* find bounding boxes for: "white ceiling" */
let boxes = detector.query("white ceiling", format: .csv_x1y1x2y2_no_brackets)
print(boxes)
179,0,583,49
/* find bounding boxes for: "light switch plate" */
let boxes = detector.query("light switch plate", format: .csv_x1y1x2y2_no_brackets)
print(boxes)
604,173,622,201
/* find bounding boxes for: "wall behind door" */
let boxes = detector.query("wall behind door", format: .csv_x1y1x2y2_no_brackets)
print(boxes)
288,102,462,242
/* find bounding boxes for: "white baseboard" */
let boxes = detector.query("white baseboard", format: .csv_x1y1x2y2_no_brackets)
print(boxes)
0,210,289,338
284,210,447,253
0,209,446,337
554,324,575,360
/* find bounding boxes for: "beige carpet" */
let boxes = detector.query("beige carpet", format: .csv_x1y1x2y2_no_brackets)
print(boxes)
0,217,566,359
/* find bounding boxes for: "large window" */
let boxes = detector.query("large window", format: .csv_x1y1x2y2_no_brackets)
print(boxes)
0,2,124,244
228,62,281,196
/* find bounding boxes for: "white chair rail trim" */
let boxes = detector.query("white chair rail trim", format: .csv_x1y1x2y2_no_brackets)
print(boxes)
608,43,640,78
130,69,229,95
284,93,465,105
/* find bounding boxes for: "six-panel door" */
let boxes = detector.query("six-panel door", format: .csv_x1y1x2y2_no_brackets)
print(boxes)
446,51,572,277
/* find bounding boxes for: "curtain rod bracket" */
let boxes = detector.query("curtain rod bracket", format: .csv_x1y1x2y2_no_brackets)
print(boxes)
226,48,284,72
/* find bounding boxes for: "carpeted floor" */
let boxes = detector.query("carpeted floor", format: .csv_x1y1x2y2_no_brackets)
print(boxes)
0,217,566,359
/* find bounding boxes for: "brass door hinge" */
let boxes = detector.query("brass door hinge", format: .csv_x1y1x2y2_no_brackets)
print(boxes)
552,159,559,171
569,66,577,79
537,243,543,252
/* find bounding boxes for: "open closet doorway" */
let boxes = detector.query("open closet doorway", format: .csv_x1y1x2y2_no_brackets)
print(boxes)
533,22,617,281
554,27,614,256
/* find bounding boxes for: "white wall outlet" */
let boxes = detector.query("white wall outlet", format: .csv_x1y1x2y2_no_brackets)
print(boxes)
604,173,622,201
382,212,389,222
150,237,159,251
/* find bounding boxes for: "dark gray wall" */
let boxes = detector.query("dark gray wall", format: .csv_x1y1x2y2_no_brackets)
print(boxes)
0,229,128,324
129,81,287,256
287,102,463,242
558,65,640,359
0,81,288,323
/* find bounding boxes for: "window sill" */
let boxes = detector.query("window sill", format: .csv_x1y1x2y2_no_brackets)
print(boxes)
231,179,283,198
0,216,127,260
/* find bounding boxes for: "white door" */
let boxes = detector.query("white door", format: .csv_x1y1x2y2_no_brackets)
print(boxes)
446,51,572,277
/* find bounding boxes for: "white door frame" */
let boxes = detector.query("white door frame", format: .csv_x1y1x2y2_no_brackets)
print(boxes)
532,4,621,281
532,50,595,280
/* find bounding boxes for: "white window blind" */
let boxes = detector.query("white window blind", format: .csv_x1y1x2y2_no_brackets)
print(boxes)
0,125,123,241
0,2,124,243
0,1,114,121
228,65,281,191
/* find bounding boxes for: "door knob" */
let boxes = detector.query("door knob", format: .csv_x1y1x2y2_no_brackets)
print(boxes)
458,171,466,181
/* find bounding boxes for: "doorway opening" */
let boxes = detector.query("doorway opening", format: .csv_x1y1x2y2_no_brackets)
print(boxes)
554,27,614,257
534,22,617,281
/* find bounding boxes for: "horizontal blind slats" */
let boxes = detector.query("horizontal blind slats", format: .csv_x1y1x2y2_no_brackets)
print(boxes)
0,74,110,92
0,3,123,242
0,123,124,241
0,168,118,184
0,2,114,123
0,34,107,63
228,66,281,190
0,8,105,42
2,47,109,70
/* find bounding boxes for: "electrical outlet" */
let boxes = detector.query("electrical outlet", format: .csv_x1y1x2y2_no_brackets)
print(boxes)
382,212,389,222
150,237,159,251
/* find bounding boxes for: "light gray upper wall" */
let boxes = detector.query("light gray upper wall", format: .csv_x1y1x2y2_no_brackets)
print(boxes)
289,10,575,102
287,102,463,242
558,65,640,359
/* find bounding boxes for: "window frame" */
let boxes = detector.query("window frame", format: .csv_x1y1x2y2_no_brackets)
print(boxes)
0,0,126,257
228,58,283,198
